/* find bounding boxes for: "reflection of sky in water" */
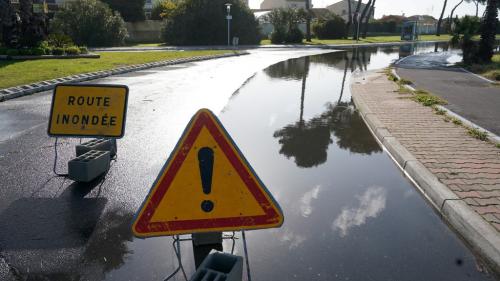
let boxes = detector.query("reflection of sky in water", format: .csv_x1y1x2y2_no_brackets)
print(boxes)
300,185,321,218
332,186,387,237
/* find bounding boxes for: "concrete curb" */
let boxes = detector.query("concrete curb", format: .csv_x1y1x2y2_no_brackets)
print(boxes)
351,72,500,276
0,52,248,102
90,40,447,52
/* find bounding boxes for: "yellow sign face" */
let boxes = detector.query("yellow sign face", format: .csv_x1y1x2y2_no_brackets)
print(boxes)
132,109,284,237
48,84,129,138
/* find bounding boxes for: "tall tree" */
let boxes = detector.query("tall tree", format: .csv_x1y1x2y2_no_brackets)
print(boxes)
436,0,449,35
305,0,311,42
449,0,465,31
353,0,363,40
478,0,498,62
345,0,353,38
362,0,375,38
361,0,375,38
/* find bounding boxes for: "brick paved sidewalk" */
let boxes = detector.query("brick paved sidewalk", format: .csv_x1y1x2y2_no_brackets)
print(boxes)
351,71,500,231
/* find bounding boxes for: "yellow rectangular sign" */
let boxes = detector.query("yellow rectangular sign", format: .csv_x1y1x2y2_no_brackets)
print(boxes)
48,84,129,138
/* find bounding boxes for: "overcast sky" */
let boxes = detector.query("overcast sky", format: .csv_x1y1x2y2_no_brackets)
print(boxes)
249,0,486,19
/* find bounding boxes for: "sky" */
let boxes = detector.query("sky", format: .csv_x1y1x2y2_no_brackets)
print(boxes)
249,0,486,19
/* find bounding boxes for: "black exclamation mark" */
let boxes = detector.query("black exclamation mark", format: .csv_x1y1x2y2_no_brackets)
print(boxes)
198,147,214,212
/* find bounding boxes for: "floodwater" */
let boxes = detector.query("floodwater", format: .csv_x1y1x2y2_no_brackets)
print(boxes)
2,43,496,281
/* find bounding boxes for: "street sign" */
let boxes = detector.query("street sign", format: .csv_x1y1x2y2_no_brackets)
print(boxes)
132,109,284,237
48,84,129,138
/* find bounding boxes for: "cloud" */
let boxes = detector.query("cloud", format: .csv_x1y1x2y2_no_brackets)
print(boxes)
279,228,306,250
300,185,321,218
332,186,387,237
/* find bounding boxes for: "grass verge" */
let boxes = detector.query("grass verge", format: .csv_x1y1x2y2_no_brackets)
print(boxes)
460,54,500,82
261,35,453,45
0,50,232,89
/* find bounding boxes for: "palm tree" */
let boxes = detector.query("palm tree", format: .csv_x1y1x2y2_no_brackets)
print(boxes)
346,0,353,38
449,0,465,31
478,0,498,62
436,0,449,36
305,0,311,42
361,0,375,38
353,0,363,40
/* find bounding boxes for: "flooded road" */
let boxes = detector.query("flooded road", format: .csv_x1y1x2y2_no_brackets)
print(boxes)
0,44,496,281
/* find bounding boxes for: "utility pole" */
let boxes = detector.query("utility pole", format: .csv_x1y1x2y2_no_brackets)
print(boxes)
225,3,232,46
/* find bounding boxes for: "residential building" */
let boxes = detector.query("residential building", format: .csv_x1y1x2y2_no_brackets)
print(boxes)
326,0,374,22
260,0,312,10
406,15,438,34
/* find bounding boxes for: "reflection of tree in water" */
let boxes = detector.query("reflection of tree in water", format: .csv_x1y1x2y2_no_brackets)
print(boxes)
319,102,382,155
273,52,381,168
264,57,309,81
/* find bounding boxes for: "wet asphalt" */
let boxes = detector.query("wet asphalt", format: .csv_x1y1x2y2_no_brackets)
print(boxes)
0,44,497,281
396,49,500,135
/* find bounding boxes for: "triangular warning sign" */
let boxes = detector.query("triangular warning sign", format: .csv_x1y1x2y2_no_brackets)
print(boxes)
132,109,284,237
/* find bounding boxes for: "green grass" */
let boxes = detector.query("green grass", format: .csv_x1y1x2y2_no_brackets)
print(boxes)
463,54,500,82
0,50,232,89
124,42,166,47
260,34,453,45
468,127,488,141
413,89,447,106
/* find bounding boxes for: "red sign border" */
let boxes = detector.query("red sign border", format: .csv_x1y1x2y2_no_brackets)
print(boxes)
132,109,283,237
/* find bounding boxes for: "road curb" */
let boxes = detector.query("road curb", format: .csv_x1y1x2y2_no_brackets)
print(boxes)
0,52,248,103
351,72,500,276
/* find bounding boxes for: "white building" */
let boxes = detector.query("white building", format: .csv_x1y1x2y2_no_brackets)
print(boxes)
326,0,374,22
260,0,312,10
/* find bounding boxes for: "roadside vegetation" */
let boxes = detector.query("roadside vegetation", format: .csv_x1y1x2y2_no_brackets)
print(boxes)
385,68,497,146
261,35,453,45
0,50,232,89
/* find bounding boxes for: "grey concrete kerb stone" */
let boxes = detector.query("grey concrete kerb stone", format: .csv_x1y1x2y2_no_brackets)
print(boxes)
0,52,249,102
351,71,500,275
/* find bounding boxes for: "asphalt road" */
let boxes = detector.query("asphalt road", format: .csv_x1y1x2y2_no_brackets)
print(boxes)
0,48,331,280
396,52,500,135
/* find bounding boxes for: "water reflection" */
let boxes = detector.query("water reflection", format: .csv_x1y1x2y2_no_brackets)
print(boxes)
332,186,387,237
272,52,381,168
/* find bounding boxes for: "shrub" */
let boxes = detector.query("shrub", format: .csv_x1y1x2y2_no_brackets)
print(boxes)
52,47,65,55
65,46,81,55
0,47,8,55
79,46,89,54
47,33,74,48
265,8,306,44
451,16,481,65
51,0,128,47
6,49,19,56
271,28,287,44
286,27,303,44
162,0,260,45
312,15,346,39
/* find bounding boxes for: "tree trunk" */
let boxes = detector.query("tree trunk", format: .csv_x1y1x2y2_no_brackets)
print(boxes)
305,0,311,42
474,0,479,17
436,0,449,36
362,0,375,38
478,0,498,62
353,0,363,40
346,0,352,39
359,0,372,30
449,0,464,32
